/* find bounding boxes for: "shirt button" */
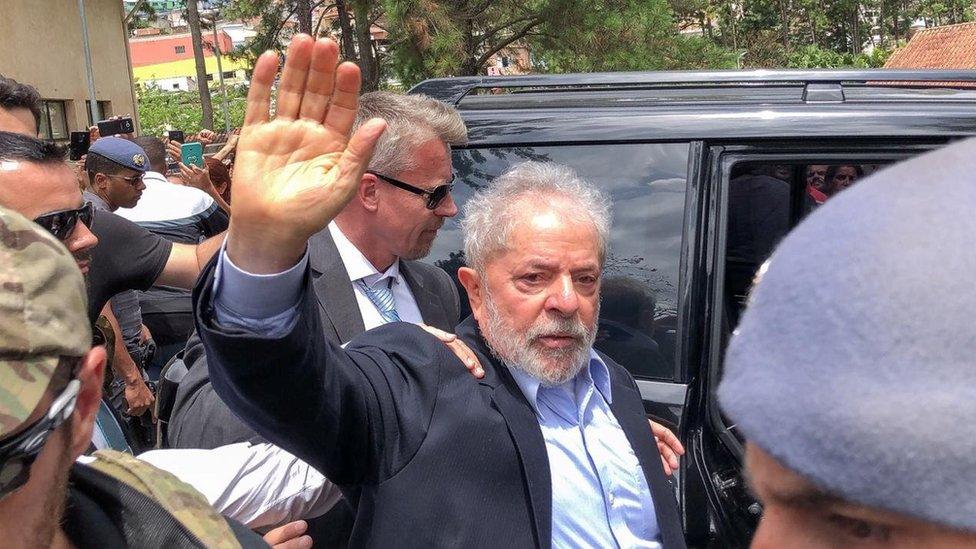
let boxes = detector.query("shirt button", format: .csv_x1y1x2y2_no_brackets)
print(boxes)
608,493,615,506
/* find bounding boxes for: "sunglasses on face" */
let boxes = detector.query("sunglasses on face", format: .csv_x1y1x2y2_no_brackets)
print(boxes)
367,170,455,210
0,378,80,502
33,202,94,242
108,173,144,186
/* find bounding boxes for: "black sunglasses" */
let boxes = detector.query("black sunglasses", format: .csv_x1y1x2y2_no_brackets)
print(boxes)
0,378,80,501
367,170,455,210
33,202,94,242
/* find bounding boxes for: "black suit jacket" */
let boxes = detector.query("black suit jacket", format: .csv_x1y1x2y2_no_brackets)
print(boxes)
194,259,686,548
168,228,460,448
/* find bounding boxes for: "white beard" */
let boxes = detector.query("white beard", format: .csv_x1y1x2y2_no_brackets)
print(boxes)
481,290,598,387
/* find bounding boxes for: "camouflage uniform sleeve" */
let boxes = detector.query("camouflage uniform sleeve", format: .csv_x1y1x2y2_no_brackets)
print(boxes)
89,450,244,549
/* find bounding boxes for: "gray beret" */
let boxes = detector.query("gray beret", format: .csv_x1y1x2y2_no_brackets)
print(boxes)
88,136,148,173
718,137,976,532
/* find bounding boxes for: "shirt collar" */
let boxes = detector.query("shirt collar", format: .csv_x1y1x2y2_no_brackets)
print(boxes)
143,171,168,185
327,222,401,286
506,348,612,415
83,190,111,212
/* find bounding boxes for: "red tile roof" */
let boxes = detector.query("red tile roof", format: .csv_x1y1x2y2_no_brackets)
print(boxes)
885,22,976,69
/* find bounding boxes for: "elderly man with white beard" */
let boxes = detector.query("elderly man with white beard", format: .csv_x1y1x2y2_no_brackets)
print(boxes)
194,38,685,549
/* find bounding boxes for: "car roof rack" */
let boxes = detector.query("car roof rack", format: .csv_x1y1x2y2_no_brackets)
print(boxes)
410,69,976,105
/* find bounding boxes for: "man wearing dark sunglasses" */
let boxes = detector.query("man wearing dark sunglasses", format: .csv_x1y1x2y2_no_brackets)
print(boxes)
0,206,268,547
83,136,148,211
166,88,469,543
0,133,99,273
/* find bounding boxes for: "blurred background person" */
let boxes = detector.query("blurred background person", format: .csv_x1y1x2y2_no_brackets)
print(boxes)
824,164,863,196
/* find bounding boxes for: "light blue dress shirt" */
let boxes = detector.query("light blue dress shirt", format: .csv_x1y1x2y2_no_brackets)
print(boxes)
211,248,663,547
508,356,662,548
212,245,307,336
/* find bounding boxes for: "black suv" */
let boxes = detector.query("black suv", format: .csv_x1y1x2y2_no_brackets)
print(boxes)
410,70,976,547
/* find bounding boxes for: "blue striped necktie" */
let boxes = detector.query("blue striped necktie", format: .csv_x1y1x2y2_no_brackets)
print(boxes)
357,278,401,324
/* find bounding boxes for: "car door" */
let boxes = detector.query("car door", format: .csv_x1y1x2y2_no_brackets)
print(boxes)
683,139,954,547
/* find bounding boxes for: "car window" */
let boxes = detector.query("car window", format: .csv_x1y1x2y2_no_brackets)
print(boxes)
427,143,690,381
724,162,884,329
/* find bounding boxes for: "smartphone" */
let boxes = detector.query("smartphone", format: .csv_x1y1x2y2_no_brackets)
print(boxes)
97,117,135,136
167,130,185,143
181,142,204,168
69,131,90,161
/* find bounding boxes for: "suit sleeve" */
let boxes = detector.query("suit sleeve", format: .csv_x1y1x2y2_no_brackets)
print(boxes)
193,257,450,485
168,331,264,449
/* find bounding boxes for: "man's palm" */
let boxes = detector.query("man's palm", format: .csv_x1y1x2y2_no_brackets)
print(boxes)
235,120,349,234
227,35,385,274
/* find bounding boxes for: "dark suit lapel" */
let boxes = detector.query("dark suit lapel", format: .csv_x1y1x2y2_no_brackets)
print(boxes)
400,261,451,331
489,376,552,549
455,317,552,549
308,229,365,344
608,374,687,549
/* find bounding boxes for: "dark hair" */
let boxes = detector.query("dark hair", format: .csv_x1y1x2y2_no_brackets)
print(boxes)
0,130,65,164
205,157,231,202
0,75,42,132
86,151,128,185
131,136,166,173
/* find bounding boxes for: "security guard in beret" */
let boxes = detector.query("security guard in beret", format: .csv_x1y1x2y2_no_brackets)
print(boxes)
84,136,149,212
0,205,265,547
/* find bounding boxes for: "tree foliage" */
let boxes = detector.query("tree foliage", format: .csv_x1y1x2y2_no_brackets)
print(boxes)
675,0,972,68
149,0,970,107
137,85,248,135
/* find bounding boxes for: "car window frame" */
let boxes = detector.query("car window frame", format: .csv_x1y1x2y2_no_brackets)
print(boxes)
705,142,950,462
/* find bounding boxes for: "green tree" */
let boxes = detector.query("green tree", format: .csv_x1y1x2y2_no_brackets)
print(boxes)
224,0,386,90
185,0,215,129
137,85,248,135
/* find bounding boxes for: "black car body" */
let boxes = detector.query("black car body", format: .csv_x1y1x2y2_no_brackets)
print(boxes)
410,70,976,547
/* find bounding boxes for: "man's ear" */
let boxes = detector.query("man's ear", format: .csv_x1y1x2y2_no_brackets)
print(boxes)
69,346,106,459
92,172,108,191
458,267,485,323
359,173,380,213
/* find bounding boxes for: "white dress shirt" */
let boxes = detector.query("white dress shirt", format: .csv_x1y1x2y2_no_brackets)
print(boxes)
136,442,342,529
116,171,216,225
327,222,423,328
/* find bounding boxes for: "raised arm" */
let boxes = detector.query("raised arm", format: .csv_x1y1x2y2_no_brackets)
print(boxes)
195,35,404,483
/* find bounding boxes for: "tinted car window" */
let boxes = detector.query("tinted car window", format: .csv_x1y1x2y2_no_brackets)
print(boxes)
724,162,883,329
426,143,689,380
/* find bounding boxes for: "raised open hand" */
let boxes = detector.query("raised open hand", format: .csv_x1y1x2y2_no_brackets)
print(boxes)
227,35,386,274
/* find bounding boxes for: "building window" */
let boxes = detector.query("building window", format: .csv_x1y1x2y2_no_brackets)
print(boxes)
38,100,69,141
206,74,214,82
222,71,235,79
97,100,112,119
173,83,180,90
175,45,186,54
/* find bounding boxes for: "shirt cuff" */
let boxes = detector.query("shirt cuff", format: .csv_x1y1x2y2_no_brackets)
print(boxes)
213,242,309,320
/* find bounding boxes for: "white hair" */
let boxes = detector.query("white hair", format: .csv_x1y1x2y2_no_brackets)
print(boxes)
353,91,467,175
461,161,611,273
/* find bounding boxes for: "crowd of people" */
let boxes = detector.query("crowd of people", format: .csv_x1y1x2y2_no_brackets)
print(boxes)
1,33,976,548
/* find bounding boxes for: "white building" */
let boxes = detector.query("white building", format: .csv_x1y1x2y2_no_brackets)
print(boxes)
218,22,257,49
143,75,197,92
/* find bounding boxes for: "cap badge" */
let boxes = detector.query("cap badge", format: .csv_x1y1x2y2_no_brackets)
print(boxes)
133,154,146,167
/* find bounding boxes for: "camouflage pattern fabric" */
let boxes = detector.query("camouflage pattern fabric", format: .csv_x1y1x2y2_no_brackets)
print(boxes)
89,450,242,549
0,206,90,438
